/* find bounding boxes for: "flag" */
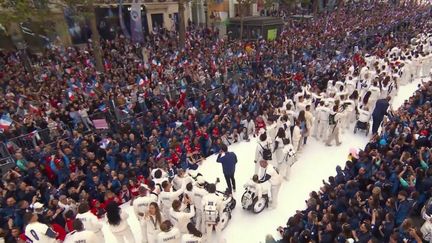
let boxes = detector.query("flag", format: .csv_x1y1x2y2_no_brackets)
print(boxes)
0,114,13,131
104,60,111,70
130,0,144,43
99,138,110,149
67,90,75,101
98,103,108,112
163,98,170,110
118,0,130,38
136,76,145,87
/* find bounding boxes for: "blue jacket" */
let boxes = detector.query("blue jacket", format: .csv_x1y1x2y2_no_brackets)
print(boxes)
372,99,390,118
395,199,412,225
216,152,237,175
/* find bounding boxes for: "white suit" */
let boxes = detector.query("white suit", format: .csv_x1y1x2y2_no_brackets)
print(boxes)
254,139,273,173
142,214,165,243
133,195,158,243
75,211,104,241
185,185,208,232
157,227,181,243
202,193,225,243
169,204,195,234
278,144,296,180
159,186,185,219
314,105,330,140
258,164,282,208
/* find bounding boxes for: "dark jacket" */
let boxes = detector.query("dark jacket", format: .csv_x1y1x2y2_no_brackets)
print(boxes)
372,99,390,119
216,152,237,175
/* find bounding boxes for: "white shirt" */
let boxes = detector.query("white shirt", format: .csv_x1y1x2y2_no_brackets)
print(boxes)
258,165,282,186
315,106,331,121
187,186,208,211
181,234,204,243
25,222,57,243
255,139,273,162
159,186,185,212
106,210,130,233
133,195,157,219
172,175,193,191
75,211,103,233
169,205,195,234
64,230,98,243
143,214,164,238
243,179,270,200
157,227,181,243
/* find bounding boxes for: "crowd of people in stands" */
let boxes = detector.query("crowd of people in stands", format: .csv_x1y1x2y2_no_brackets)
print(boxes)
270,80,432,243
0,0,431,242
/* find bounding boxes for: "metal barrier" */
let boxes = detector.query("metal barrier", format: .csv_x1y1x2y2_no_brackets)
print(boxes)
7,124,72,153
0,142,15,176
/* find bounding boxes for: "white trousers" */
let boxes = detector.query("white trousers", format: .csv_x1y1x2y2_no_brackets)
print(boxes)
270,184,281,208
196,209,204,233
278,162,291,181
113,227,136,243
315,120,328,140
140,220,147,243
292,139,301,153
205,223,223,243
94,231,105,242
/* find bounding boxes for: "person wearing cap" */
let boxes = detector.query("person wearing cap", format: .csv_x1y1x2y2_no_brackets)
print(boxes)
64,219,98,243
33,202,45,215
132,186,157,243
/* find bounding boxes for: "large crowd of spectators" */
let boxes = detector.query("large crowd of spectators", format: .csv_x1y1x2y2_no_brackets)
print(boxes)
0,0,431,242
270,80,432,243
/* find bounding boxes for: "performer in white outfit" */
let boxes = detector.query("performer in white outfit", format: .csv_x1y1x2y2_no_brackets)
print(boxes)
75,202,104,241
106,202,136,243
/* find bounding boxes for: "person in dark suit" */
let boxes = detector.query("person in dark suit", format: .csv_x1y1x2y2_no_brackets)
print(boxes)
216,144,237,194
372,96,391,134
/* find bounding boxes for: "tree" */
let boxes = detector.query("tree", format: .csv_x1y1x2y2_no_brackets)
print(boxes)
237,0,253,40
0,0,51,72
62,0,104,72
0,0,104,72
178,0,186,48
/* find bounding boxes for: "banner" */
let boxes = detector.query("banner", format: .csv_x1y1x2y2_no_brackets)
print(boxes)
118,0,130,38
130,0,144,43
267,29,277,41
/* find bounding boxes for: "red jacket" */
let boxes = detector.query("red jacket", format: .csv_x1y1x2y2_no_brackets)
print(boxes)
51,223,67,241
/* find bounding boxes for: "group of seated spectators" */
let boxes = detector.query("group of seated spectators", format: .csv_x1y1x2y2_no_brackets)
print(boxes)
270,81,432,242
0,0,431,242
